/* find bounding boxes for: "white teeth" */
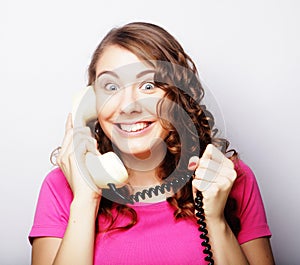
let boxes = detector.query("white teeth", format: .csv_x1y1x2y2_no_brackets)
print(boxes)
120,122,149,132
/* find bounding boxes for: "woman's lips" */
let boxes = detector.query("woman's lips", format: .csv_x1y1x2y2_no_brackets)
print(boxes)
119,122,150,132
114,121,154,136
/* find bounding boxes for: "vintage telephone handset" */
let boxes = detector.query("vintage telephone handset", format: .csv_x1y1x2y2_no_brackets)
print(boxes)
72,86,214,264
72,85,129,192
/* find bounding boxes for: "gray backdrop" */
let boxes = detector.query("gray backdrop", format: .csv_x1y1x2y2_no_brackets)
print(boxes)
1,0,299,264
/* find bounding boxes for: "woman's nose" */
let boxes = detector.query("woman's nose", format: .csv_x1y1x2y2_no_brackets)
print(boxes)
119,86,142,114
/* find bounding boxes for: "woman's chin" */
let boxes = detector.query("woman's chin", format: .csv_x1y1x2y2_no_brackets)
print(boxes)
119,148,152,160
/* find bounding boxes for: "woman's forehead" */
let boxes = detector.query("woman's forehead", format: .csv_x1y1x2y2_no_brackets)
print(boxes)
95,46,153,74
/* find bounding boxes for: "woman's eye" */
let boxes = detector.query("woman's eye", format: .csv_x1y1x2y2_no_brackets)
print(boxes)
105,83,119,91
140,82,155,91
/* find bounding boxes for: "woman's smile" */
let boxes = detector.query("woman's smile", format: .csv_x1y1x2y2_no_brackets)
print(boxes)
117,121,152,133
114,120,155,135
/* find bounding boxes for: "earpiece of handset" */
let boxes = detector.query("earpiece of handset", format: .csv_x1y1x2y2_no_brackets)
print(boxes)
72,86,129,191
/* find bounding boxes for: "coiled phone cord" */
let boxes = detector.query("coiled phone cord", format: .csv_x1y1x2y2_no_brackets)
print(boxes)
195,190,215,265
107,174,214,264
107,175,192,204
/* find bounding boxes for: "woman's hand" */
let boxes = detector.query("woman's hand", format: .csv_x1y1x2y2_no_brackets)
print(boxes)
33,114,103,265
188,144,237,223
56,113,102,201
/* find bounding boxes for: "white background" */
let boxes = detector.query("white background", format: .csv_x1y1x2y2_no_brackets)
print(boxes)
1,0,299,264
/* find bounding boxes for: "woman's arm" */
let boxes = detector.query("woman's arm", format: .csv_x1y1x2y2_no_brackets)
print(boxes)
206,219,275,265
32,238,61,265
31,195,99,265
189,144,275,265
205,217,249,264
32,195,100,265
241,237,275,265
31,114,102,265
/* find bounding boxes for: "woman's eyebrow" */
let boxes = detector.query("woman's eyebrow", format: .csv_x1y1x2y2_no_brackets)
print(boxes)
136,69,155,78
97,71,119,79
97,69,155,79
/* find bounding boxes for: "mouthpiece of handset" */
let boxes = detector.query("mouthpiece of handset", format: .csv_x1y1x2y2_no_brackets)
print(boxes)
85,151,129,189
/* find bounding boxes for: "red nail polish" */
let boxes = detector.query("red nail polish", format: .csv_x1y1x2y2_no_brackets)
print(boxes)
189,162,197,168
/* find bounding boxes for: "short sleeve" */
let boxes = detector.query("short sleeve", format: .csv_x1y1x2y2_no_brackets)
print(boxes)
28,167,73,244
231,160,272,244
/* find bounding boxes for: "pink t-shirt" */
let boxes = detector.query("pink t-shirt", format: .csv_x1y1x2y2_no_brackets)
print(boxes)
29,160,271,264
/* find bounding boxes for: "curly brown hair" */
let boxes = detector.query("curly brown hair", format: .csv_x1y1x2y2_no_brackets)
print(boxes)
86,22,240,235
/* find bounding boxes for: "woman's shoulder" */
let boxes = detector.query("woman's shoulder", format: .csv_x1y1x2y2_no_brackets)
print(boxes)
43,166,67,183
233,159,257,182
231,158,261,196
29,167,72,242
231,159,272,243
40,167,72,197
230,158,268,217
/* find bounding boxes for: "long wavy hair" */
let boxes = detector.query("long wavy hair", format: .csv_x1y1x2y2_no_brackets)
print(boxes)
86,22,240,235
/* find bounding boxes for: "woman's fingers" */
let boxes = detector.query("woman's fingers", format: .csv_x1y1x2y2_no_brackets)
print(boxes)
59,130,99,164
188,144,234,174
195,158,236,178
56,114,103,195
73,135,100,159
192,172,236,192
201,144,224,163
189,144,238,220
192,160,236,191
57,126,95,165
57,113,100,172
196,158,221,175
202,144,234,169
192,169,215,191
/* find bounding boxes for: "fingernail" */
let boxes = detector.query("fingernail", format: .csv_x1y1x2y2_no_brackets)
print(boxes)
188,162,197,168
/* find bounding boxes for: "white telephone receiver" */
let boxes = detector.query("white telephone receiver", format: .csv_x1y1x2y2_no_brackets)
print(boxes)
72,86,128,191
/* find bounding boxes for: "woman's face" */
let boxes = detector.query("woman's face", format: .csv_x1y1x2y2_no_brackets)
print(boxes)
94,45,169,159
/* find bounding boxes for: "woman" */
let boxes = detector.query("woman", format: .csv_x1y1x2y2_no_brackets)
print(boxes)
29,22,275,264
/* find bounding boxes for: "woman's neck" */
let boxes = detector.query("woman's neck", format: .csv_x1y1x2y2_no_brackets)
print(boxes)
127,168,161,188
125,169,173,203
119,141,167,187
116,142,173,202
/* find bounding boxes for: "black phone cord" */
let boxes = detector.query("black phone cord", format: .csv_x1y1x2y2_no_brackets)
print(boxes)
107,174,192,204
195,190,215,265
